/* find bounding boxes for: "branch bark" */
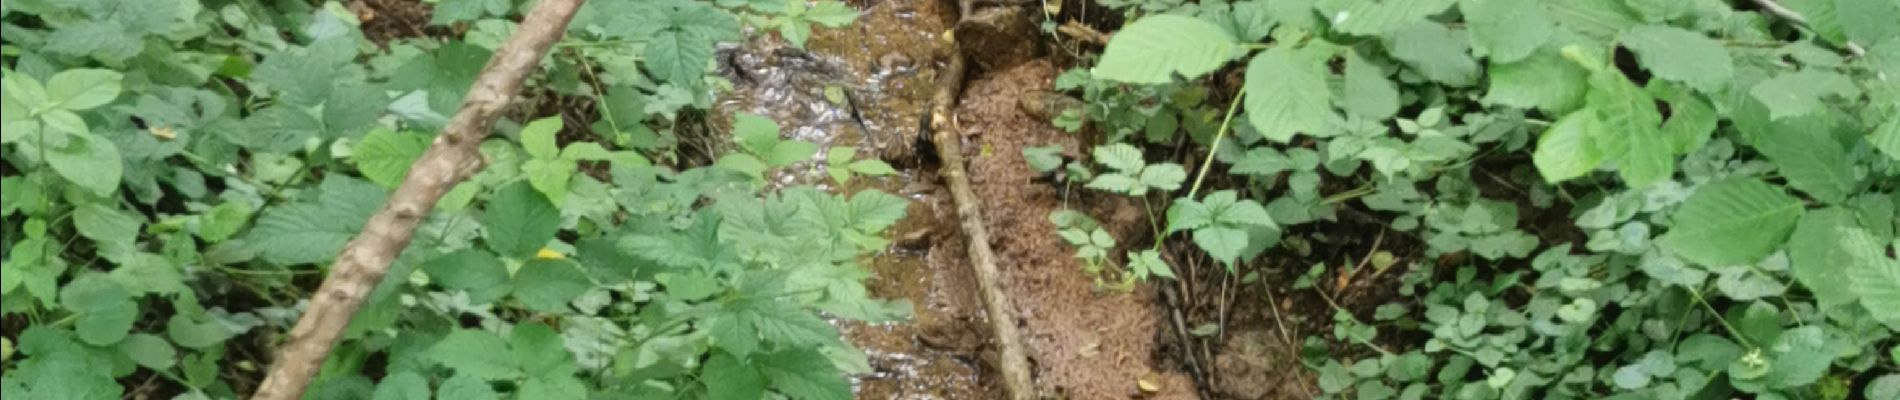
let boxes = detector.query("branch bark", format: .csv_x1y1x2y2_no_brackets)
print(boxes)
249,1,585,398
930,1,1036,399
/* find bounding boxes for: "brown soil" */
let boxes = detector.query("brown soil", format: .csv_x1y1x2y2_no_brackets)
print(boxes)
348,0,444,46
953,59,1198,400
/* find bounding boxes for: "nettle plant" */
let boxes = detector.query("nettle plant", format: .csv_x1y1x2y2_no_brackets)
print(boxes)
2,0,895,399
1043,0,1900,398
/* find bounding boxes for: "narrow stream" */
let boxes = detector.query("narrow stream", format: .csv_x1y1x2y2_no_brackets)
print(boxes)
712,1,998,397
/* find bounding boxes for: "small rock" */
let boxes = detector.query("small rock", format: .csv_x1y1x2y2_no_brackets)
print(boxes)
878,51,915,74
1017,91,1085,121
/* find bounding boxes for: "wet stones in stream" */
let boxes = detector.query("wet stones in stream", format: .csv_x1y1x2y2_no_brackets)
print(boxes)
955,6,1043,73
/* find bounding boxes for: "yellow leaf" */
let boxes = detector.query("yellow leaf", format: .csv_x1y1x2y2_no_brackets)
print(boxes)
149,126,177,141
1137,376,1162,392
536,248,565,260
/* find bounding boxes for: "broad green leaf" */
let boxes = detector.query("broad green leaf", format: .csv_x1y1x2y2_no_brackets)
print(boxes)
422,249,512,304
1532,110,1605,183
247,177,388,265
512,259,592,312
847,191,909,233
1485,48,1589,113
240,105,325,152
1314,0,1457,35
45,133,123,196
1586,70,1669,186
1651,83,1717,154
436,373,499,400
510,322,573,374
847,159,896,176
1543,0,1641,40
523,158,576,204
167,314,237,349
1139,164,1187,193
430,329,520,380
1245,48,1333,142
757,348,849,400
1460,0,1552,63
1092,15,1238,84
1658,178,1804,267
518,376,585,400
432,0,511,24
1093,143,1146,172
352,130,432,188
718,153,771,181
1837,0,1900,46
116,334,175,370
1130,250,1176,279
1841,228,1900,329
482,182,562,257
768,140,819,167
44,69,122,110
1750,70,1859,120
1620,25,1733,93
59,275,135,346
1340,52,1400,119
648,29,719,84
706,353,767,400
74,203,140,254
804,0,859,26
1194,226,1249,265
1384,22,1481,87
1756,121,1857,203
1789,209,1863,308
521,117,563,159
1872,117,1900,161
371,372,429,400
197,202,253,242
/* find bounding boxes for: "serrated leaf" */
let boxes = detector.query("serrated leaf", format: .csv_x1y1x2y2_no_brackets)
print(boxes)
1385,21,1481,87
1841,228,1900,329
1314,0,1457,35
1246,48,1333,142
510,322,573,374
1838,0,1900,47
1340,52,1400,119
1139,164,1187,193
371,372,429,400
523,158,576,204
1092,15,1238,84
768,140,819,167
1871,116,1900,161
1087,174,1139,193
1532,110,1606,183
45,133,122,196
482,182,561,257
1658,178,1804,267
512,260,592,312
706,353,766,400
1167,199,1214,233
848,190,908,233
352,130,431,188
1790,209,1863,308
1485,48,1589,113
117,334,175,370
1756,119,1857,203
1461,0,1553,63
1194,226,1250,265
430,329,520,380
1093,143,1146,172
247,177,388,265
1750,70,1859,120
1620,25,1733,93
1586,70,1670,186
757,348,850,400
422,249,512,304
435,373,499,400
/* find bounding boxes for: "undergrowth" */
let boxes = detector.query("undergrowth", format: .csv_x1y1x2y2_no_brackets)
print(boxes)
1042,0,1900,398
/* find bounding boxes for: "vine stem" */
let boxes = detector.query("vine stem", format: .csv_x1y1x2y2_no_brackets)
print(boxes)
1186,88,1246,200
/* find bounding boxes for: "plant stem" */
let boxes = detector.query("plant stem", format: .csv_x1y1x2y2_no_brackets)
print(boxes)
1187,88,1246,199
1687,286,1753,348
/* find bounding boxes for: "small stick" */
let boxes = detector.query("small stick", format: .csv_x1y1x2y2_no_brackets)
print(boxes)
249,1,586,399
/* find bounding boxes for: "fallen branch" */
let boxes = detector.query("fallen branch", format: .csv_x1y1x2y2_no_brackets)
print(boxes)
930,0,1036,399
249,1,585,398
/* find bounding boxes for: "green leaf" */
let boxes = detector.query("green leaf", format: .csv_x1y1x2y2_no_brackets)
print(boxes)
247,177,388,265
1532,110,1606,183
1139,164,1187,193
804,0,859,26
1658,178,1804,267
718,153,770,181
1870,116,1900,161
1619,25,1733,93
757,348,850,400
1092,15,1238,84
59,275,135,346
1093,144,1145,173
1384,22,1481,87
1790,209,1864,308
74,203,140,254
848,191,909,233
482,182,562,257
371,372,429,400
510,322,573,374
1314,0,1458,35
1841,228,1900,329
197,201,254,242
167,314,236,349
1586,70,1670,186
435,373,499,400
1194,226,1250,265
705,353,767,400
1749,70,1859,120
847,159,896,176
521,117,563,159
647,29,719,84
45,133,123,196
518,376,585,400
44,69,122,110
431,329,520,380
352,130,432,188
1130,250,1176,279
1837,0,1900,46
1166,198,1214,233
1460,0,1553,63
511,260,592,312
523,158,576,204
1340,52,1400,119
1245,48,1333,142
768,140,820,167
432,0,511,25
422,249,512,304
1485,48,1589,113
116,334,175,370
1756,120,1858,203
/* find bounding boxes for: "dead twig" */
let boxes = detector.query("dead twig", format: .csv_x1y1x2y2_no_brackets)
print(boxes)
249,1,585,399
929,0,1036,398
1057,21,1110,45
